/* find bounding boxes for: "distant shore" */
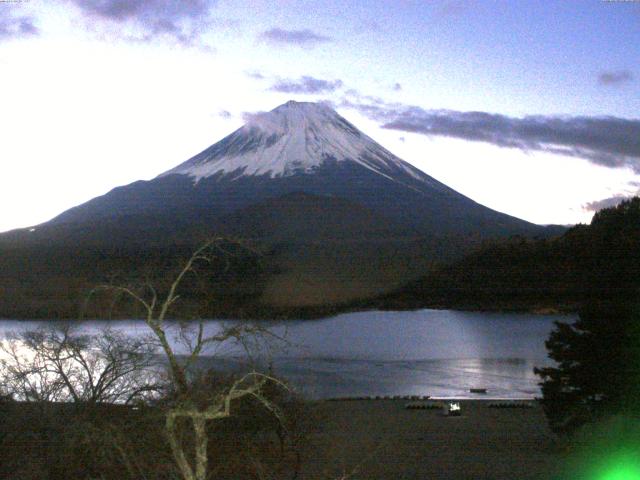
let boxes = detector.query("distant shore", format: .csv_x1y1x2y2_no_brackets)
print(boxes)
0,301,578,322
300,398,562,480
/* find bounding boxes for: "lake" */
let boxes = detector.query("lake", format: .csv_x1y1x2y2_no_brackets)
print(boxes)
0,309,574,400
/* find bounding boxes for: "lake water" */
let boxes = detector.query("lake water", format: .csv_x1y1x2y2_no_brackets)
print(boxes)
0,309,574,400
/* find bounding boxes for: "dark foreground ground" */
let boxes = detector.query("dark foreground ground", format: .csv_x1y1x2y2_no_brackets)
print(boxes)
0,397,564,479
301,399,561,480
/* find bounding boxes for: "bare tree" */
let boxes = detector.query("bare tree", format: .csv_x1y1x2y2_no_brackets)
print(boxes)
94,239,288,480
0,323,161,404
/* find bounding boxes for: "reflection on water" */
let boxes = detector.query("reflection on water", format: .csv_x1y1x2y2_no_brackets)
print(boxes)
210,356,550,400
0,309,574,399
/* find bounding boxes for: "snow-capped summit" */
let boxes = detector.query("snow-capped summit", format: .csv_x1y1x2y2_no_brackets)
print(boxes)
161,100,432,187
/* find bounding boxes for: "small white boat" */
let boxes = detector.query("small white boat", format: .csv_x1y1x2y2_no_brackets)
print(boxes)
445,402,462,416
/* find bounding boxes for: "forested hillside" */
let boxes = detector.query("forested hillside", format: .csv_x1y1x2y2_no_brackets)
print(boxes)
377,198,640,312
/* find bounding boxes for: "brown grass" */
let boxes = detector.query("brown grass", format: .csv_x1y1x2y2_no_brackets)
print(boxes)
299,399,560,480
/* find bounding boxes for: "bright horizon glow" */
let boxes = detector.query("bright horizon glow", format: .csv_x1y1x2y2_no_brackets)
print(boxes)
1,1,639,232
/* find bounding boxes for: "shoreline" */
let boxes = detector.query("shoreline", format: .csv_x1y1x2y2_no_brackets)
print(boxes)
323,396,539,401
0,302,579,322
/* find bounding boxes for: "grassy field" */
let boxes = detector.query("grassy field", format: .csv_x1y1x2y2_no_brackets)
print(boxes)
301,399,561,480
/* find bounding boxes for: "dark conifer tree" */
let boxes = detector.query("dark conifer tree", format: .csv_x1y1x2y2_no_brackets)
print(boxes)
535,296,640,435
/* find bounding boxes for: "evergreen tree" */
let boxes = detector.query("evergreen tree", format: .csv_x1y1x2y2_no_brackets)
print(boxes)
535,296,640,435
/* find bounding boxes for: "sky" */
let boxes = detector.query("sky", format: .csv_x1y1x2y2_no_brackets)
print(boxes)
1,0,639,232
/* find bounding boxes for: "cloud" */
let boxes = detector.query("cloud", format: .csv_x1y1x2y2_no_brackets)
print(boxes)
393,82,402,91
241,111,261,123
339,92,406,122
339,91,640,172
241,110,288,135
270,76,343,94
259,28,331,48
245,70,265,80
598,70,633,86
218,110,232,119
583,194,637,212
373,108,640,173
68,0,216,48
0,13,39,40
584,180,640,212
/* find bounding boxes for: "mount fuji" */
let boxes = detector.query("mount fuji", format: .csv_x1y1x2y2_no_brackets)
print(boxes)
0,101,559,317
44,100,542,239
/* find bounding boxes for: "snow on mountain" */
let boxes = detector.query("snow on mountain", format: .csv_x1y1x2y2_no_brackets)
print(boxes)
161,100,443,190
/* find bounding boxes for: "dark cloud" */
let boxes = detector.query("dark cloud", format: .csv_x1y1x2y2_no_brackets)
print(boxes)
270,76,343,94
371,108,640,173
598,70,633,86
0,14,39,40
583,194,636,212
259,28,331,47
70,0,211,23
339,92,640,172
68,0,216,48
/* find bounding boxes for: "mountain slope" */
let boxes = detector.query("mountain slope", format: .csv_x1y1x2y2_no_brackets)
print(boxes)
217,191,414,241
